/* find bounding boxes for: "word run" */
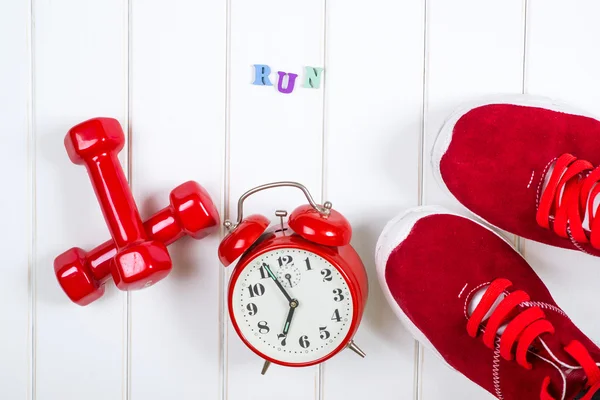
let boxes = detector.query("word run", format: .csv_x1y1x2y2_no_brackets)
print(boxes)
252,64,324,94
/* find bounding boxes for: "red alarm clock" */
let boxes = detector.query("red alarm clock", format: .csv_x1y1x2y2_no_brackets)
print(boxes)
218,182,368,373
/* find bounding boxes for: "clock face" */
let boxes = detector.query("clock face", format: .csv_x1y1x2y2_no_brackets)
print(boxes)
231,248,354,365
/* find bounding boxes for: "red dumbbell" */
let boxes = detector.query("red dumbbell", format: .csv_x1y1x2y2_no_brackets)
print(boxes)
55,181,220,305
64,117,173,290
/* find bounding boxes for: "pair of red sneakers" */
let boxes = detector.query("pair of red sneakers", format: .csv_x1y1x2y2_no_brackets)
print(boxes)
376,96,600,400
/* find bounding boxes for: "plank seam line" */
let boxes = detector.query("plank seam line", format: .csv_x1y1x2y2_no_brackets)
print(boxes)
415,1,429,399
318,0,328,398
220,0,232,398
516,0,530,255
125,0,133,398
27,0,37,398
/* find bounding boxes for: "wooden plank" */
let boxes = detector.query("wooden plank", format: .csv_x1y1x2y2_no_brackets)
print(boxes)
226,0,325,398
522,0,600,348
127,0,226,399
422,1,525,398
321,0,424,399
0,0,31,398
33,0,127,398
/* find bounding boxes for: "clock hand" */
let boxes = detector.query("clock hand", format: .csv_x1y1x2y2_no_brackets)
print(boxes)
262,263,293,303
261,263,299,337
282,299,298,336
285,273,293,287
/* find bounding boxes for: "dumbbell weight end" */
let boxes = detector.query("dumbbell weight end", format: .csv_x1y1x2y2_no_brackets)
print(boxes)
55,181,219,305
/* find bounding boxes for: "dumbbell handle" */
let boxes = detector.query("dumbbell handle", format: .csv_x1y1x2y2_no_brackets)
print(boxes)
87,152,147,249
88,206,192,284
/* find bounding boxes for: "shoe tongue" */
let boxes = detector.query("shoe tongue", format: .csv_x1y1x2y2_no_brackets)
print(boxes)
537,334,590,400
583,190,600,231
541,161,600,231
468,288,591,399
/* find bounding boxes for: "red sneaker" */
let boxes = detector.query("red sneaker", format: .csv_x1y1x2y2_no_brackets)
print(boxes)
432,95,600,256
375,206,600,400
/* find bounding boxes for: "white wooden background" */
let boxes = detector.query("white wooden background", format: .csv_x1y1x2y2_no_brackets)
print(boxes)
1,0,599,399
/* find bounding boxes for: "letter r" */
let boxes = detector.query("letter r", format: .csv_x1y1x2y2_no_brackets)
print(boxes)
253,64,273,86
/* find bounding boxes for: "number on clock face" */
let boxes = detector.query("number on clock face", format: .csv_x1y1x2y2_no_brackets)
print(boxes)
231,249,354,364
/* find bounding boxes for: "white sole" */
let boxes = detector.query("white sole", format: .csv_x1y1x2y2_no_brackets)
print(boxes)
374,205,521,371
431,94,598,215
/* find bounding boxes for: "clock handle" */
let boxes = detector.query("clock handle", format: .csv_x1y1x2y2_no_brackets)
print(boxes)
224,181,331,230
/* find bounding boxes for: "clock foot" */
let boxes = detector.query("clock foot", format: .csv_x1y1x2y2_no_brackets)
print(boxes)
261,360,271,375
347,340,366,358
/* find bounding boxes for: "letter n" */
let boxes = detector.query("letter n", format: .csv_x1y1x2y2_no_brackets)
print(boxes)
303,67,324,89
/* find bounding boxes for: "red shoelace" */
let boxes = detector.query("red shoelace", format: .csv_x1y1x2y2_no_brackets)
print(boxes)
467,278,600,400
537,153,600,249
